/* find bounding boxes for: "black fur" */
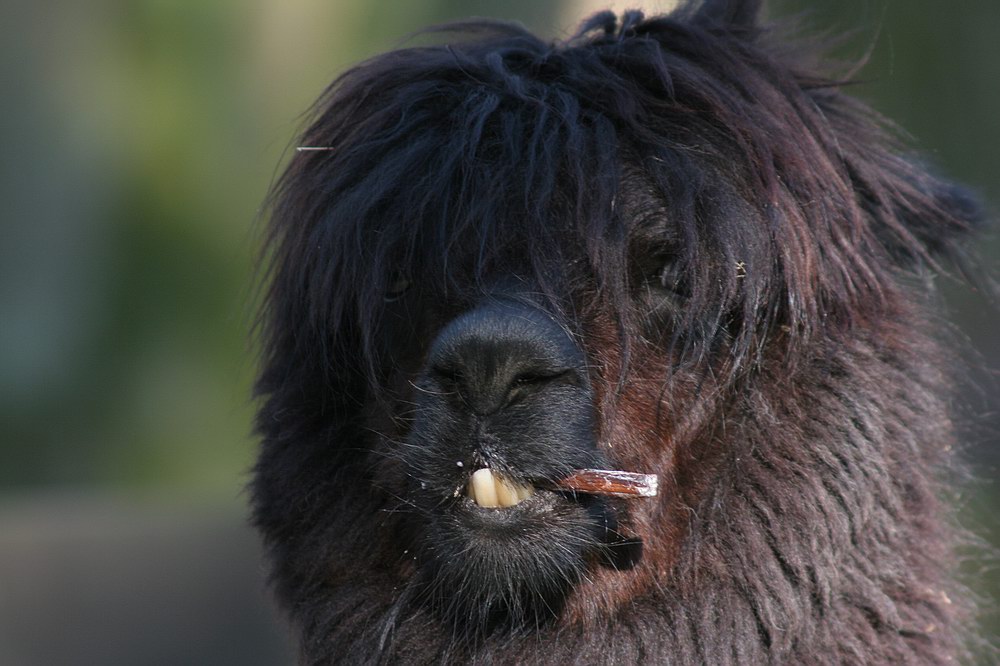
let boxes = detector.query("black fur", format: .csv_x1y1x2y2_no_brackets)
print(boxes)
252,1,989,663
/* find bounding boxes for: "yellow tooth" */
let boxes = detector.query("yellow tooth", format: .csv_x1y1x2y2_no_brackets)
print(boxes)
467,469,535,508
471,468,499,507
495,477,519,507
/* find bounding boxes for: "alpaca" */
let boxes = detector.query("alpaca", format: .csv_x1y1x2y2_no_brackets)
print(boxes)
252,1,987,662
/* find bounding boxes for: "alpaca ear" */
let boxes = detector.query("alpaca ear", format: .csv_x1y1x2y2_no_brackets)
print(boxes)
873,169,985,268
693,0,763,31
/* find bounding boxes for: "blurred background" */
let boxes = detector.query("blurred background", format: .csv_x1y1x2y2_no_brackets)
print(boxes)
0,0,996,663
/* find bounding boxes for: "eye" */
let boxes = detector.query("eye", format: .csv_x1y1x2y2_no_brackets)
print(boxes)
636,253,690,301
384,273,412,302
652,266,691,300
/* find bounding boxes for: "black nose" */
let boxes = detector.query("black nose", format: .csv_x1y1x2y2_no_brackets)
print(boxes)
425,300,586,415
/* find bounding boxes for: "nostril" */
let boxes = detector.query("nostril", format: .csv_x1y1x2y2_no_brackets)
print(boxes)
505,368,572,406
512,369,566,387
431,363,463,385
512,372,542,388
429,365,469,406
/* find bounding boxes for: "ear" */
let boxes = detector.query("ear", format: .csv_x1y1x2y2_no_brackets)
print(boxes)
693,0,763,32
809,86,986,271
873,167,985,269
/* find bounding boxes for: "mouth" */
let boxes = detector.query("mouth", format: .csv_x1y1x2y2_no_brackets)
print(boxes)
462,466,659,509
465,467,535,508
405,461,652,632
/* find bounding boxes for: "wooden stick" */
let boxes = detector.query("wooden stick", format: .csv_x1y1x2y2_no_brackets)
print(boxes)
553,469,658,498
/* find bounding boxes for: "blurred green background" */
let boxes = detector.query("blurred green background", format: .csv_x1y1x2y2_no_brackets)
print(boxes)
1,0,996,663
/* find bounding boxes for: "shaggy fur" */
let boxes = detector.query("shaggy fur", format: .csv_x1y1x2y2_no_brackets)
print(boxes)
252,1,988,663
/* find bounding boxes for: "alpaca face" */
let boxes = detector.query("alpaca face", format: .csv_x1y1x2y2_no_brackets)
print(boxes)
358,186,723,630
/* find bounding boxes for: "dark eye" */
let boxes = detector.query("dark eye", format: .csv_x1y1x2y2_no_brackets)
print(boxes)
384,273,412,302
653,266,691,300
637,253,690,301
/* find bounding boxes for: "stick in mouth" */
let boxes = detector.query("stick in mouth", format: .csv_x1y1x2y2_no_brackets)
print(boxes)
463,468,658,508
553,469,658,498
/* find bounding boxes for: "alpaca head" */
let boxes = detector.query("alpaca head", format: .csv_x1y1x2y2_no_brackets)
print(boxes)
252,1,984,661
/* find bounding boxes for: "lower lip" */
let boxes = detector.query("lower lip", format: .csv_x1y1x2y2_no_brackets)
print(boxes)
455,488,555,516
